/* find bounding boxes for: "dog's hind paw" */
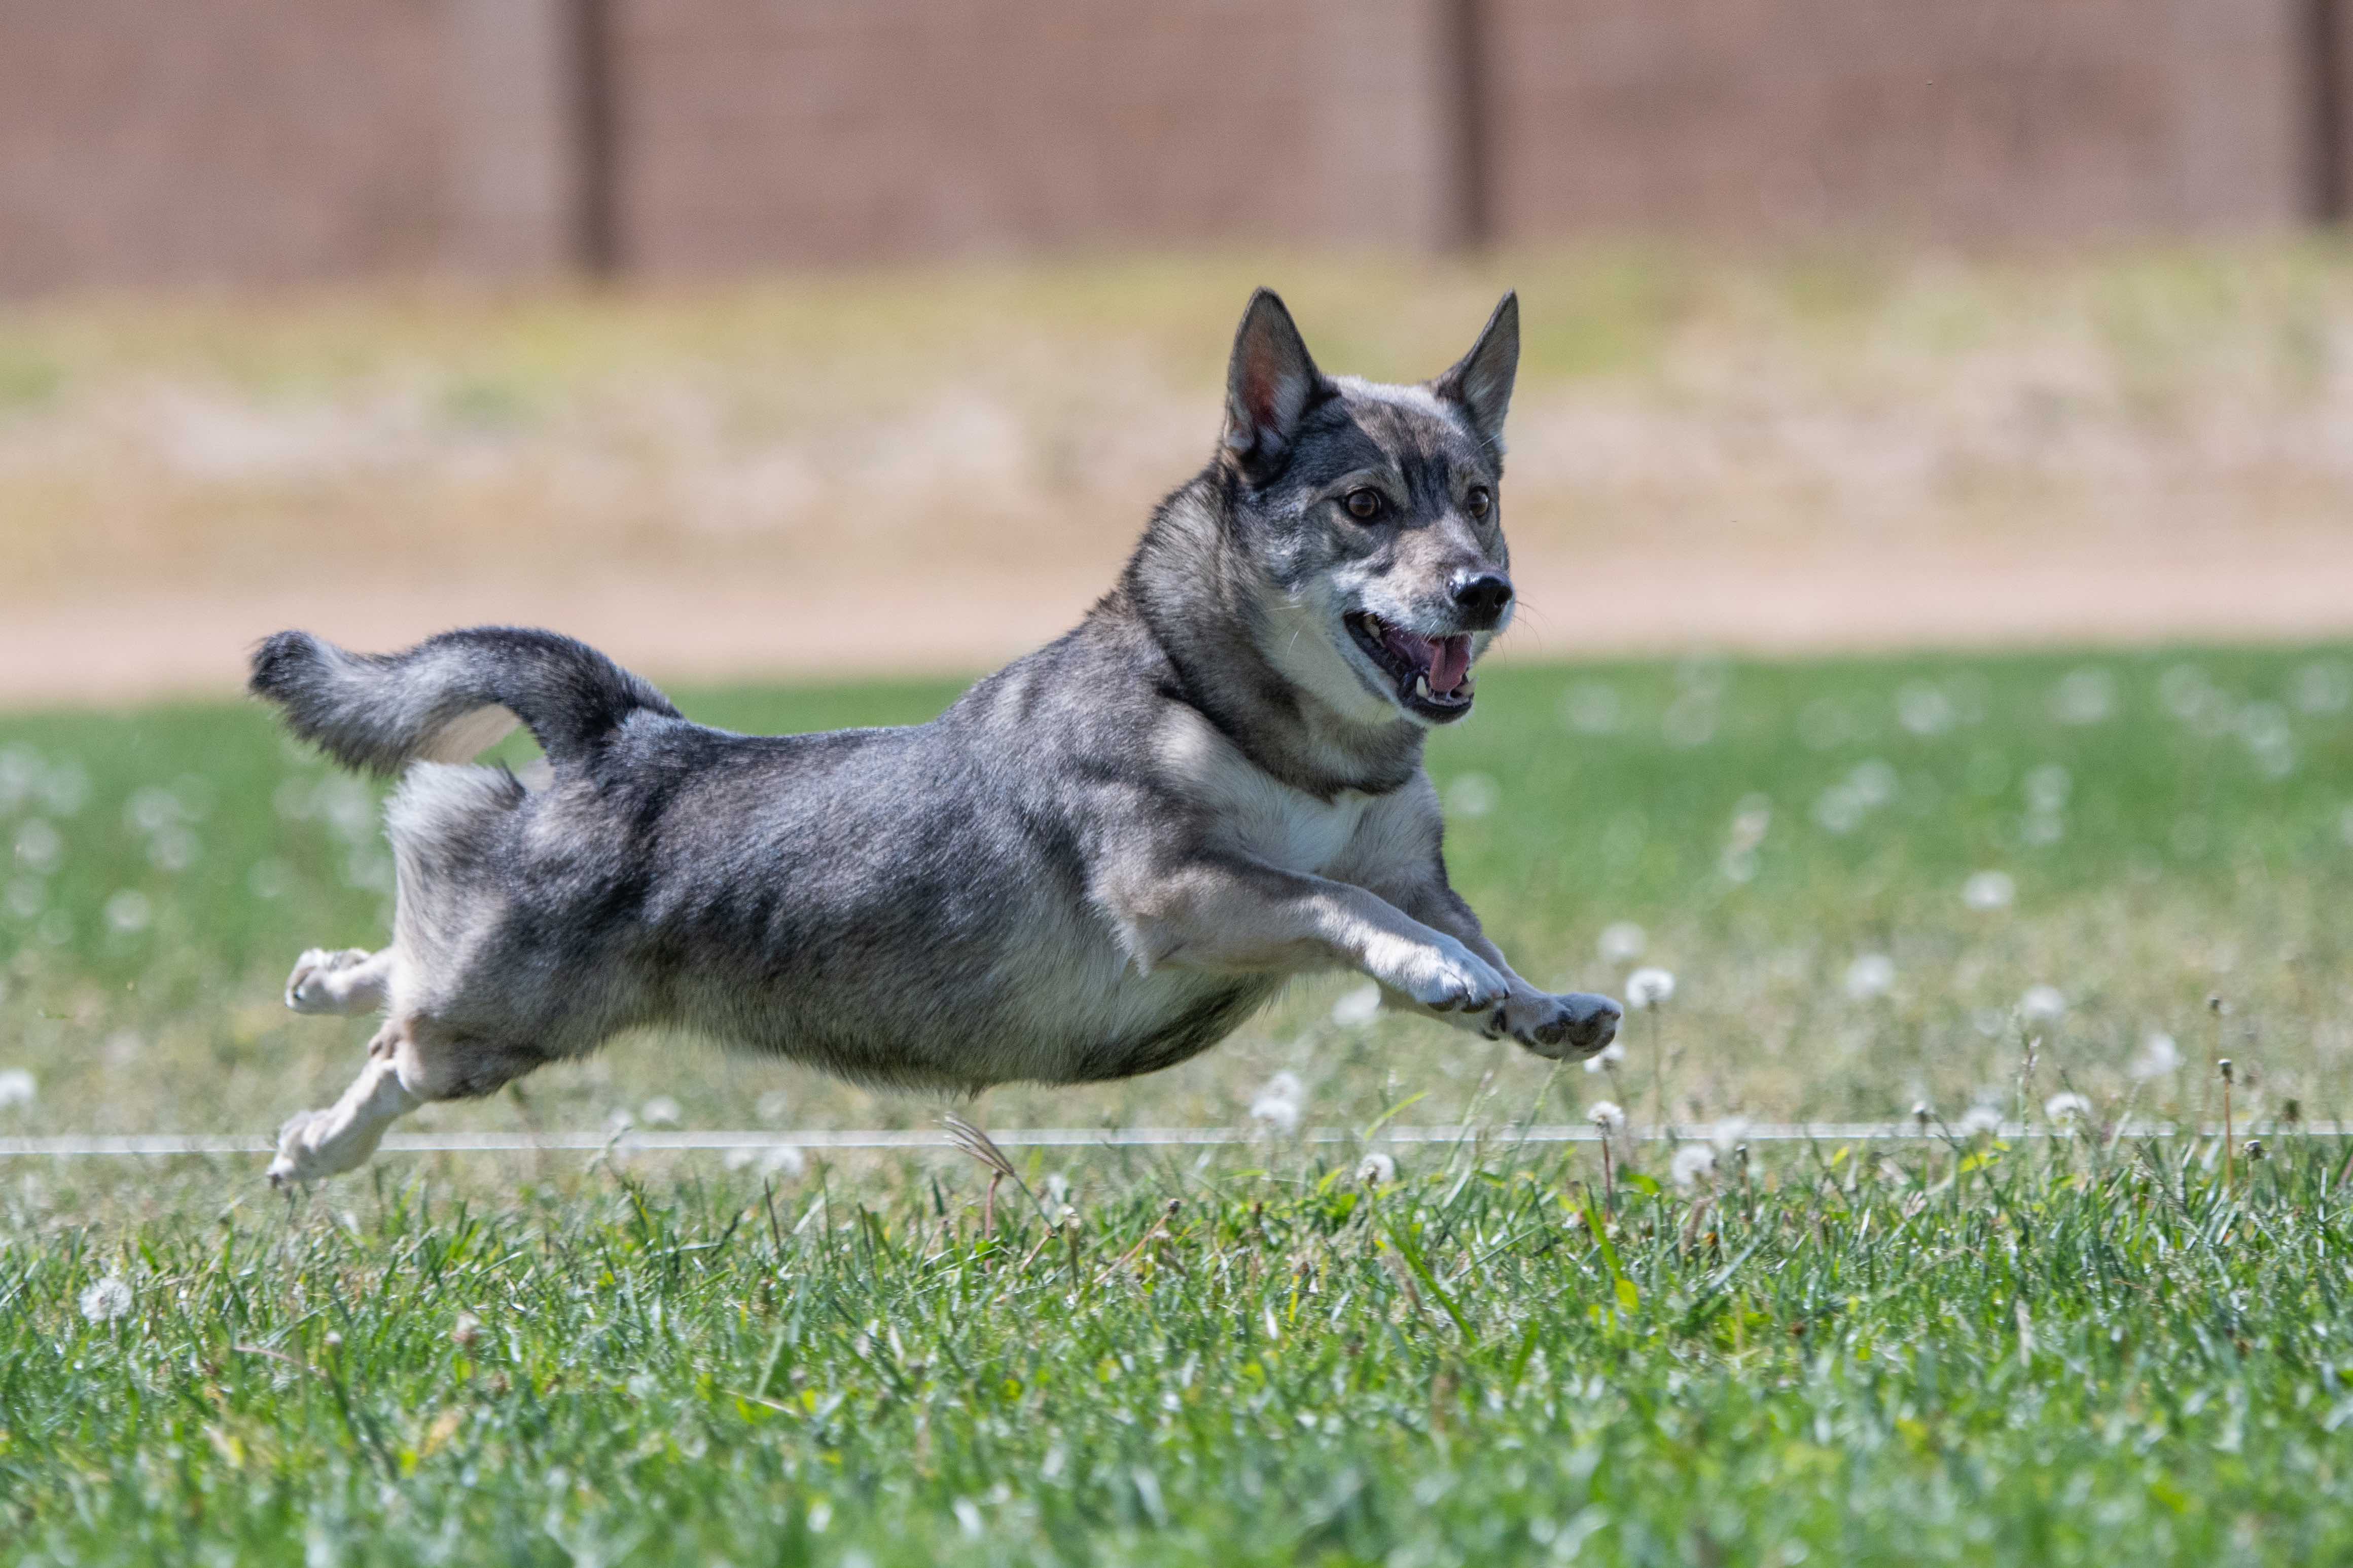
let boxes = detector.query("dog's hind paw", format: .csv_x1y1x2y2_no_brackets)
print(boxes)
266,1107,375,1187
1502,991,1624,1060
286,948,379,1014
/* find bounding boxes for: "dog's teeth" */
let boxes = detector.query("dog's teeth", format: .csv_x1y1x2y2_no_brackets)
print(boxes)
1415,674,1431,700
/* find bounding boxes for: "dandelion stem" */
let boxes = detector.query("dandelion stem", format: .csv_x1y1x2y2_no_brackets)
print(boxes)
2220,1058,2235,1191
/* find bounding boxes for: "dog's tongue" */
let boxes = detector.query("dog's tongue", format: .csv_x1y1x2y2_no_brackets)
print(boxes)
1429,635,1472,697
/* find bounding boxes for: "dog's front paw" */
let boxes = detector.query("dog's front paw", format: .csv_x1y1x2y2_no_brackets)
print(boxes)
1383,936,1511,1014
1500,991,1623,1059
285,948,373,1013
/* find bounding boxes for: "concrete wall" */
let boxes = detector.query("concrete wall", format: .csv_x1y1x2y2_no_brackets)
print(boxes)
0,0,2341,295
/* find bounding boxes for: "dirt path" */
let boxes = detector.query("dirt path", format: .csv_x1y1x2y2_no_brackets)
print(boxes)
10,531,2349,711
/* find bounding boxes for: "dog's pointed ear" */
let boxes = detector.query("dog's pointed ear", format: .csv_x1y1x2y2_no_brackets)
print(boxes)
1223,288,1328,478
1433,291,1519,457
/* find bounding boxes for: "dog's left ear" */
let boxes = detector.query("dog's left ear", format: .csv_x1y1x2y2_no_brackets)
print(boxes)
1432,291,1519,457
1223,288,1329,479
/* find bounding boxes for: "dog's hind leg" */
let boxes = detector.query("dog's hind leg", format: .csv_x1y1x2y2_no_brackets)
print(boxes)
267,1024,420,1186
267,1013,549,1186
284,946,394,1015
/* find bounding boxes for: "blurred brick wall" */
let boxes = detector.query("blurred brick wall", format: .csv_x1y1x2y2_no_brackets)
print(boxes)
1483,0,2311,240
0,0,2339,294
0,1,453,294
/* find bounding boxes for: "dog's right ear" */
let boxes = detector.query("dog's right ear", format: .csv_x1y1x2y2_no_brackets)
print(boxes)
1222,289,1328,479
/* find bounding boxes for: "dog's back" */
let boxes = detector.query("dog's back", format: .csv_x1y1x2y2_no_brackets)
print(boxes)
255,614,1273,1096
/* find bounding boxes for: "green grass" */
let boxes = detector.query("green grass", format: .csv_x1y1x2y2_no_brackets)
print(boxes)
8,1137,2353,1564
5,643,2353,1562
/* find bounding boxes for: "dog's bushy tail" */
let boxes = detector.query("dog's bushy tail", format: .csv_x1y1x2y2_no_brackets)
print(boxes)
249,627,681,777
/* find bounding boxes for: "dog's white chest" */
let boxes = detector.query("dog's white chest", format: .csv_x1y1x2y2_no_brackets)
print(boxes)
1158,705,1374,875
1233,784,1368,874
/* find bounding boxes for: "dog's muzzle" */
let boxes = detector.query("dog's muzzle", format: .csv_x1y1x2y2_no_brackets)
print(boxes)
1345,612,1477,722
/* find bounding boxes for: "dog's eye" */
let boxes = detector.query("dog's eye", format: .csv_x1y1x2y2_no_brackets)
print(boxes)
1344,489,1384,521
1465,487,1492,519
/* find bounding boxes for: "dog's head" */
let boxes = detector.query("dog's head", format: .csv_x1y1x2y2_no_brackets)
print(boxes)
1217,289,1521,730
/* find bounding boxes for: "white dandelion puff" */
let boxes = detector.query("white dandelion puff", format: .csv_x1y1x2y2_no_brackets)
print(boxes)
758,1146,806,1178
2023,764,2072,814
638,1096,682,1128
756,1089,792,1125
1957,1104,2005,1137
2020,986,2067,1022
1897,682,1956,737
1843,954,1895,1000
1330,983,1382,1028
1848,760,1898,809
79,1277,134,1324
1625,968,1675,1009
13,819,62,874
1248,1072,1304,1135
104,891,152,934
0,1068,34,1109
2129,1033,2183,1081
1669,1144,1716,1190
1963,870,2016,910
1586,1100,1626,1134
1596,922,1646,964
1707,1116,1751,1153
1582,1038,1628,1074
2050,667,2116,725
2292,660,2351,715
2044,1092,2093,1124
1355,1153,1396,1186
1445,773,1500,819
1562,681,1621,734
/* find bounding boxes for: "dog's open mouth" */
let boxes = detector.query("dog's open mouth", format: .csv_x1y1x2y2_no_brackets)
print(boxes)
1345,612,1475,721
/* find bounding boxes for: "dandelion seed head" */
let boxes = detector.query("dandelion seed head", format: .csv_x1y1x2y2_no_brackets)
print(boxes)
2019,985,2067,1022
638,1097,682,1128
1708,1116,1751,1153
1844,954,1896,1000
1963,870,2016,911
758,1146,806,1178
1248,1072,1304,1135
1445,773,1499,819
1596,922,1646,964
79,1277,133,1324
2129,1032,2182,1081
1330,983,1382,1028
1586,1100,1626,1133
2044,1092,2093,1123
451,1311,483,1349
0,1068,34,1109
1355,1153,1397,1186
1670,1144,1716,1190
1625,968,1675,1009
2051,667,2116,725
1583,1039,1628,1074
1958,1105,2004,1136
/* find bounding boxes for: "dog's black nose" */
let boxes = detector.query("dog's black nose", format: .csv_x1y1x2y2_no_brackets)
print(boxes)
1451,571,1514,623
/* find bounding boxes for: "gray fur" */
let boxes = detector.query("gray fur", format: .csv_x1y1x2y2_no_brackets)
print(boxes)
256,290,1622,1184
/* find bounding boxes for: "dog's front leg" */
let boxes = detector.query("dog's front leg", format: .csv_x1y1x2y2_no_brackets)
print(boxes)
1367,878,1621,1060
1115,853,1512,1016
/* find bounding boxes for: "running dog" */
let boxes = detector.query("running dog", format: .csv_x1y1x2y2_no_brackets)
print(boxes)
254,289,1622,1184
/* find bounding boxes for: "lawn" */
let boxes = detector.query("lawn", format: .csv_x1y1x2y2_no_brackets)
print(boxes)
4,643,2353,1563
